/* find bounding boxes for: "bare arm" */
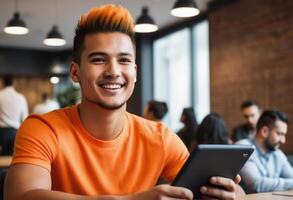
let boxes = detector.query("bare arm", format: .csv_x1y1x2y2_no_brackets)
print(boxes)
5,164,98,200
4,164,193,200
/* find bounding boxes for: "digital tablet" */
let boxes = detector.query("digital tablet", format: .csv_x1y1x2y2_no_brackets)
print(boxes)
172,144,254,199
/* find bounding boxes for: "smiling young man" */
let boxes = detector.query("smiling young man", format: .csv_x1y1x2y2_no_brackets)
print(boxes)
237,110,293,193
5,4,242,200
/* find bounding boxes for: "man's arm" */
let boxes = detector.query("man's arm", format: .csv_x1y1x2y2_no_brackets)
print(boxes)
280,154,293,178
5,164,193,200
241,160,293,193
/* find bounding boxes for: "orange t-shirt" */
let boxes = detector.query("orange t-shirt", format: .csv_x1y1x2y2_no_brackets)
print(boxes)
12,105,189,195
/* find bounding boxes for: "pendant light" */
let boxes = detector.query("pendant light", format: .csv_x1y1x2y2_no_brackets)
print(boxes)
171,0,200,18
4,0,29,35
135,7,158,33
43,25,66,46
43,0,66,46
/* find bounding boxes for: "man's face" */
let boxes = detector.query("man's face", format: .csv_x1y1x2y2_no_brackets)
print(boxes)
71,32,137,110
242,105,260,128
264,120,288,151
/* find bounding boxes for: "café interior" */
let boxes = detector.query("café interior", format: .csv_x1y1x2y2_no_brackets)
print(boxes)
0,0,293,199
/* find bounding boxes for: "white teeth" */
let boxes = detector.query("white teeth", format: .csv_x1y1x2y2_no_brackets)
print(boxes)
101,84,122,89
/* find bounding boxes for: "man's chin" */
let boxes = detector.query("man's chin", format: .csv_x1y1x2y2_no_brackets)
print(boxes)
268,145,280,152
274,144,280,150
96,101,126,110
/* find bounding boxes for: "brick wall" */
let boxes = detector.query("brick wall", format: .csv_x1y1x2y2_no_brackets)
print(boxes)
209,0,293,153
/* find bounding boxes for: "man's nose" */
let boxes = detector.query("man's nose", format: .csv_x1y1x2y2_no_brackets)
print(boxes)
281,136,286,144
104,59,120,78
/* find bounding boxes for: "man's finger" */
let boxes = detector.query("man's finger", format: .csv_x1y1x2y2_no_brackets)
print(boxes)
157,185,193,200
234,174,241,184
200,186,236,200
209,176,236,191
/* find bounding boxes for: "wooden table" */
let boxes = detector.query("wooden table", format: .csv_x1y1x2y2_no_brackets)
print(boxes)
0,156,12,168
237,190,293,200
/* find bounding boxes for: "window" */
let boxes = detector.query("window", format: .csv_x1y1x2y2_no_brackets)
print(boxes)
153,20,210,131
192,20,210,122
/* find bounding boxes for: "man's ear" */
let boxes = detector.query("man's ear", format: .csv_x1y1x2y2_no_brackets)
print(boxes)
260,126,270,138
70,62,80,83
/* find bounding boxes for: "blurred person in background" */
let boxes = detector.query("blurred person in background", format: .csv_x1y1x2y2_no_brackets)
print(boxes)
237,110,293,193
196,113,231,145
143,100,168,122
177,108,198,152
0,75,28,155
33,93,60,114
232,100,261,142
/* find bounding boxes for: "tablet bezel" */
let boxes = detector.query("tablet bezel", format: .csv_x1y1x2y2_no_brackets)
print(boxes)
172,144,254,199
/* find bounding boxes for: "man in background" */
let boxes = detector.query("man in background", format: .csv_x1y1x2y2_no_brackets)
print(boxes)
238,110,293,193
33,93,60,114
232,100,261,142
0,75,28,155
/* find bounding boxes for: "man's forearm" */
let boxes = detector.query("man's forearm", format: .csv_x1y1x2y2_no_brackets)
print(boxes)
255,178,293,192
8,189,129,200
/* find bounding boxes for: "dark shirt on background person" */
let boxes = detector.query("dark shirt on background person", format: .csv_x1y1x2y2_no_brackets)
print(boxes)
231,123,254,143
232,100,261,143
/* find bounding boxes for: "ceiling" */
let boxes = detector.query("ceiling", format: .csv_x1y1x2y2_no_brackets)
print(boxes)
0,0,215,51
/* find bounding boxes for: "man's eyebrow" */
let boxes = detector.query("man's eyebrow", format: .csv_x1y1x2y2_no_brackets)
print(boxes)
119,52,134,57
88,52,134,59
88,52,107,59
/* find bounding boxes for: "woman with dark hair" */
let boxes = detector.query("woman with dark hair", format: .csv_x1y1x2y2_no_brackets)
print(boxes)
196,113,230,145
177,108,198,152
143,100,168,121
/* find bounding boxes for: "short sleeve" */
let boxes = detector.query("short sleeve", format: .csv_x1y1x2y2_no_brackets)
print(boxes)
161,127,189,182
12,115,58,171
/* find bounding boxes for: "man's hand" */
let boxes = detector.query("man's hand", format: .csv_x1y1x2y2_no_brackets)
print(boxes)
129,184,193,200
199,175,245,200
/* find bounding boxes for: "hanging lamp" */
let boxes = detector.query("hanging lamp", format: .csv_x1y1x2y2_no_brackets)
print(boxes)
43,0,66,46
171,0,200,18
134,7,158,33
43,25,66,46
4,0,29,35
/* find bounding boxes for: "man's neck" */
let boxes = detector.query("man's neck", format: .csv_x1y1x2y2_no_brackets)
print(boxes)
78,101,126,141
255,136,268,154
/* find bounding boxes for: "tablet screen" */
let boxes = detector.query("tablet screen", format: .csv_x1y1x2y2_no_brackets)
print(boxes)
172,144,254,199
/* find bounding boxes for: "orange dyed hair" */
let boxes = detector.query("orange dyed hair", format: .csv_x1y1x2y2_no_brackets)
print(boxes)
73,4,135,64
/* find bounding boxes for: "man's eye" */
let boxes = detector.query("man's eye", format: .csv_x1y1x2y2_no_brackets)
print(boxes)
278,132,285,136
91,57,105,63
119,58,132,63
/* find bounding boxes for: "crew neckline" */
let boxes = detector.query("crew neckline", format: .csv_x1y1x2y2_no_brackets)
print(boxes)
70,105,129,148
